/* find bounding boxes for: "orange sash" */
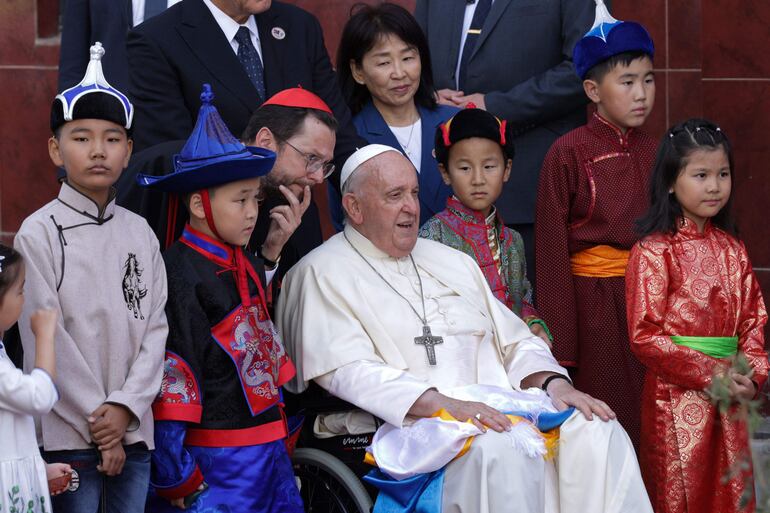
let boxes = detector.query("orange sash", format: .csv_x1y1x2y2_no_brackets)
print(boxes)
570,245,630,278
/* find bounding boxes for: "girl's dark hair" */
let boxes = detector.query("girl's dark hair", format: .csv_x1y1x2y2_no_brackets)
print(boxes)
434,108,515,167
636,118,735,236
0,245,23,306
337,2,437,115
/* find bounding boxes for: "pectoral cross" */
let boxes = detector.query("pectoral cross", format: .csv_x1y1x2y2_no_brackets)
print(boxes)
415,325,443,366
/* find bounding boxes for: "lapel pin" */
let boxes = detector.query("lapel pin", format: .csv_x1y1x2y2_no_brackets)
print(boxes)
271,27,286,40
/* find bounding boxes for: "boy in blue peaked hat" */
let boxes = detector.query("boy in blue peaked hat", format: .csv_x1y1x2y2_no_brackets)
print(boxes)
140,85,303,512
534,0,657,449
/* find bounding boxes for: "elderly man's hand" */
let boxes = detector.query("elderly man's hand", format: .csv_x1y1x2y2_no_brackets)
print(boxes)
546,378,615,422
261,185,311,262
445,397,512,433
409,389,511,433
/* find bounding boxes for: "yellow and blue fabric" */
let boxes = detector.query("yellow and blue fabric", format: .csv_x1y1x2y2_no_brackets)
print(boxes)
363,408,574,513
51,42,133,131
572,0,654,79
136,84,275,193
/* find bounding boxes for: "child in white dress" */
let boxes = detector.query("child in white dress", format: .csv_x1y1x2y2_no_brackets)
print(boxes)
0,245,70,512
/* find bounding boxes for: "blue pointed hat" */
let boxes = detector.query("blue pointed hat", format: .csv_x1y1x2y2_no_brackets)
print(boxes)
573,0,654,79
136,84,275,193
51,42,133,131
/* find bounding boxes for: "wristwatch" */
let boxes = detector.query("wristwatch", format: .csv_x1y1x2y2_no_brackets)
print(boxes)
258,247,281,270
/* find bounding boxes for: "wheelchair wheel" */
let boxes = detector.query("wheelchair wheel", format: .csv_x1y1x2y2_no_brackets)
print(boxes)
292,447,373,513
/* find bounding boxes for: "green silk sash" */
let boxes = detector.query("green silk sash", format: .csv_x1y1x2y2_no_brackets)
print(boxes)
671,336,738,358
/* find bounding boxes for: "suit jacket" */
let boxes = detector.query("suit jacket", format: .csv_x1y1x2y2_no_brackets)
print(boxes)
126,0,362,183
353,102,458,226
58,0,133,92
414,0,594,223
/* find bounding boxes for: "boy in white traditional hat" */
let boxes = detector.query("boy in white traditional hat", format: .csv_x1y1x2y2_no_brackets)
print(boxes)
15,42,168,513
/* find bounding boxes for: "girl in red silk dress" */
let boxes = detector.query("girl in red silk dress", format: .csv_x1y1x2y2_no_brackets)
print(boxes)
626,118,769,513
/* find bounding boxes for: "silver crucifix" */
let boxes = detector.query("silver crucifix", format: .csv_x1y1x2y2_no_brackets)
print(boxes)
415,325,443,365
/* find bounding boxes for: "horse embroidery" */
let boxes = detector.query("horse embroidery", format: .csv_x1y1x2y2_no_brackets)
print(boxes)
122,253,148,320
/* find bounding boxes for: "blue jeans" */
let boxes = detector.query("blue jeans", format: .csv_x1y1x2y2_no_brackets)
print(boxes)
42,443,150,513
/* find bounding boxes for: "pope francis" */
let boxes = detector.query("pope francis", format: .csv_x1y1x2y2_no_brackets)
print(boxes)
277,145,652,513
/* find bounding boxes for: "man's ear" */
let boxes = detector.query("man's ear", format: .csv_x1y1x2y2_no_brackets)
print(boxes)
437,163,452,186
188,191,206,221
252,127,278,151
342,192,364,224
48,136,64,167
583,79,601,104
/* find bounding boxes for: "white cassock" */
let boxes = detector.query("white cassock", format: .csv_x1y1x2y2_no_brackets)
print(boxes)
277,225,652,513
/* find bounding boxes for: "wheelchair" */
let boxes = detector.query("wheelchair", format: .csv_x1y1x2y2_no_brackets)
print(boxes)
287,382,379,513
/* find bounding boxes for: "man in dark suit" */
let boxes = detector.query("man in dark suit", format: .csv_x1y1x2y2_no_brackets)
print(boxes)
126,0,360,169
58,0,133,92
414,0,594,289
58,0,178,92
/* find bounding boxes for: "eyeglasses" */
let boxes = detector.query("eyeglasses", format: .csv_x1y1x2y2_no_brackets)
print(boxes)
283,140,335,179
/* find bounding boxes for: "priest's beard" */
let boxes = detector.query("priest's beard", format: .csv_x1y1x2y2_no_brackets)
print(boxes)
262,173,309,204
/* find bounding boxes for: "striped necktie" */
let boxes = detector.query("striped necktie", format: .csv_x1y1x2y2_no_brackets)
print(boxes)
234,26,266,102
458,0,492,91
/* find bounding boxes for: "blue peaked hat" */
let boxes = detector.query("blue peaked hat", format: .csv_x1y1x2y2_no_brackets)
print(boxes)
51,42,133,131
136,84,275,193
573,0,654,80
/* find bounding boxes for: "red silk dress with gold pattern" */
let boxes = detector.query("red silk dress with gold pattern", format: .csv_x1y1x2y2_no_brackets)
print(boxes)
626,218,769,513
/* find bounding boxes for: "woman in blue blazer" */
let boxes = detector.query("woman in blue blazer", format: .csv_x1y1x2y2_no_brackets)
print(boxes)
329,3,458,230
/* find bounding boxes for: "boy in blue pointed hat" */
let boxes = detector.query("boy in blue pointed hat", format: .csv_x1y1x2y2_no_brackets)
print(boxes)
534,0,656,449
139,85,303,512
14,42,168,513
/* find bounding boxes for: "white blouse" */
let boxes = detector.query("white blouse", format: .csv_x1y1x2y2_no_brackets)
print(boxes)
0,341,57,459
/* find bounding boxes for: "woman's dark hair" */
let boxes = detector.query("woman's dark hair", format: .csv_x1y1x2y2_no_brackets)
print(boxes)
636,118,735,236
0,245,23,306
433,108,515,167
337,2,437,115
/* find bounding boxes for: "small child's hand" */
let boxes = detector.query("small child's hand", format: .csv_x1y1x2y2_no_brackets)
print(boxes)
30,309,58,343
98,444,126,476
170,483,207,510
729,372,757,402
89,403,132,449
529,323,552,349
46,462,72,495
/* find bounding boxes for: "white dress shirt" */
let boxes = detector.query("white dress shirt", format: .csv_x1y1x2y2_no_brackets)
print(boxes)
132,0,182,27
202,0,263,62
455,0,496,89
